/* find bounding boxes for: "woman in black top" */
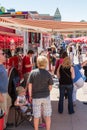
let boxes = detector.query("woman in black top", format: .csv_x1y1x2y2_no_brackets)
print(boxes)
57,57,75,114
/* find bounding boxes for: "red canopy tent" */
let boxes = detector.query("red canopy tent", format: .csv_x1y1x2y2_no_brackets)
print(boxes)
0,35,4,49
0,32,24,49
72,37,85,43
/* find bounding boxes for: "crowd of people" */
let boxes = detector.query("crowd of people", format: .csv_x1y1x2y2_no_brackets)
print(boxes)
0,42,87,130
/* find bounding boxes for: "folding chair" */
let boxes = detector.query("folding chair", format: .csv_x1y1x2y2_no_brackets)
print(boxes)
15,104,33,127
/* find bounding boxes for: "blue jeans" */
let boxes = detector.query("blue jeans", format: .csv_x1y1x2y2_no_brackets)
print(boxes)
58,84,74,114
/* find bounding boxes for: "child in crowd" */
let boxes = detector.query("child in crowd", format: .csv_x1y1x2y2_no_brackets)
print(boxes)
14,86,30,112
15,86,46,127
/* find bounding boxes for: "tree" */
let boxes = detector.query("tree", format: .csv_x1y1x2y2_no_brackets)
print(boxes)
0,6,5,13
80,20,86,22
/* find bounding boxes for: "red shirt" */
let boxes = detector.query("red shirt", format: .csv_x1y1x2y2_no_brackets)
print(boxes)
22,55,32,74
7,56,18,70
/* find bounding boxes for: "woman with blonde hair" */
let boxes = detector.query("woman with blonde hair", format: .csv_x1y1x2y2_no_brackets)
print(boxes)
57,57,75,114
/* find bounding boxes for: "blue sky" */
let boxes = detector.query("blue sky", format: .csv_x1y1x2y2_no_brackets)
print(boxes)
0,0,87,22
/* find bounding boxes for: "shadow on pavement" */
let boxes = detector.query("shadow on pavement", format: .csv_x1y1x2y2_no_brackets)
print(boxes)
7,99,87,130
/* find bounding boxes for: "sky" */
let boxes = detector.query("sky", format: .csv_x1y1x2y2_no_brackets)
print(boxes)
0,0,87,22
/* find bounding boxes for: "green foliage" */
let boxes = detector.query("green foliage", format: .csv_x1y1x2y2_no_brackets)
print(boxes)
80,20,86,22
0,6,5,13
67,34,73,38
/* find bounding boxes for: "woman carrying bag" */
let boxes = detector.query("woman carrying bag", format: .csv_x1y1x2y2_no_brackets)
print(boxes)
57,57,75,114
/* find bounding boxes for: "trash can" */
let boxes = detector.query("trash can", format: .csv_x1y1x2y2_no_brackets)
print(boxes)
0,109,4,130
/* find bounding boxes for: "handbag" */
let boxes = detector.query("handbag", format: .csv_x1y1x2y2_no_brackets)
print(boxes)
73,70,85,89
74,77,84,89
73,64,86,89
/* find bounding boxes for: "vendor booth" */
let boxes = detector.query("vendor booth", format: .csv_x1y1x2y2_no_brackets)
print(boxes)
0,31,24,79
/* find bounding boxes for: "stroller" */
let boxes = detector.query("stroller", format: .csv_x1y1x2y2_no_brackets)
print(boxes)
8,67,34,127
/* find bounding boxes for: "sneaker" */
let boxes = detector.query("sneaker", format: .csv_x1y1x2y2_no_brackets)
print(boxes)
39,123,46,128
26,112,31,115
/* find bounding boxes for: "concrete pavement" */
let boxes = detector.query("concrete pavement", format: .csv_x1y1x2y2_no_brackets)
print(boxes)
50,83,87,130
8,82,87,130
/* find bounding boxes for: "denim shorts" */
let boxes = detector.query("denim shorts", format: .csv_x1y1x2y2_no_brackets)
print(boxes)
32,96,52,118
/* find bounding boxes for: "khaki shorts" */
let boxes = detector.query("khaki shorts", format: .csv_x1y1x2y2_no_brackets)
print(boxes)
0,93,11,115
33,96,52,118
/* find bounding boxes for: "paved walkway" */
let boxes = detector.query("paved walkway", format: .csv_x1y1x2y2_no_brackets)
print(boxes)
8,82,87,130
